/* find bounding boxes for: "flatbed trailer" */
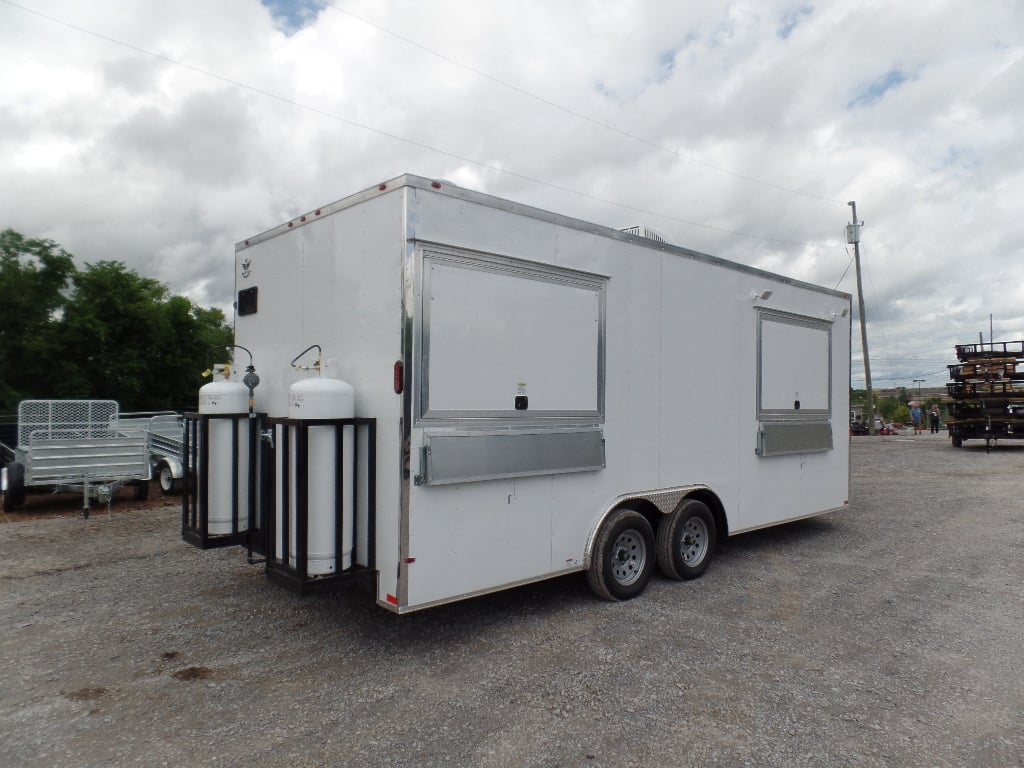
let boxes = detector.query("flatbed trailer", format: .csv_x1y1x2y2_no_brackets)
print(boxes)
946,341,1024,451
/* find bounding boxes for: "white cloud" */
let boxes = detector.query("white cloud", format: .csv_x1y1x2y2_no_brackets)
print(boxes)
1,0,1022,389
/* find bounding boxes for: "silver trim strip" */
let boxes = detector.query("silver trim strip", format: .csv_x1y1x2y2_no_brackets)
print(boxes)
398,187,417,608
756,422,834,456
377,565,585,614
422,428,605,485
729,505,847,536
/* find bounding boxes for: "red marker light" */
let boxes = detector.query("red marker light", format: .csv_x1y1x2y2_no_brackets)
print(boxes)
393,360,404,394
300,215,306,222
379,183,388,191
386,593,398,605
314,209,321,216
431,181,441,189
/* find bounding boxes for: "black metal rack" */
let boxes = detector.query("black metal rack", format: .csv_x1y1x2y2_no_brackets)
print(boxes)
955,340,1024,360
181,412,264,551
263,417,377,595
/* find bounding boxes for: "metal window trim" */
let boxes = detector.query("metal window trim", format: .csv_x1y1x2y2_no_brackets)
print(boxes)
414,242,608,426
756,309,833,423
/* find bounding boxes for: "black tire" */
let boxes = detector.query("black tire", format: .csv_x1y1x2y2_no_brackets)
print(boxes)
2,462,26,512
951,436,963,448
587,508,656,601
132,480,150,502
157,462,182,495
656,499,717,581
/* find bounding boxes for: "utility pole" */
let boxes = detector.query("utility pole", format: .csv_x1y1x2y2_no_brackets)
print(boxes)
913,378,924,403
847,202,875,434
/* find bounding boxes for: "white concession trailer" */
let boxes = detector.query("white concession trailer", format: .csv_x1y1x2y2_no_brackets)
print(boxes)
184,174,851,613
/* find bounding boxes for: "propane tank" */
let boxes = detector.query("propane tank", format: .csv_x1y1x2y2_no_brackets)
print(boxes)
198,364,250,535
285,372,355,575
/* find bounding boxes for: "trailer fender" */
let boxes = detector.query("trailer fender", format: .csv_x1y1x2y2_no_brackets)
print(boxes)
156,457,185,495
583,484,725,568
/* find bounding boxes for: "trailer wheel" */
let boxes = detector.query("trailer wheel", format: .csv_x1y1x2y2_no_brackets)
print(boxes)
132,480,150,502
951,436,963,448
587,508,655,601
656,499,717,581
2,462,26,512
157,461,182,495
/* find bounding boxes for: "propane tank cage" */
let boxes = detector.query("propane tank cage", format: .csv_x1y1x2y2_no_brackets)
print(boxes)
181,411,265,553
264,416,377,595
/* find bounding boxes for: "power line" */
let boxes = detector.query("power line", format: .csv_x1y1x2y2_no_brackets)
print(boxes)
318,1,848,206
4,0,844,250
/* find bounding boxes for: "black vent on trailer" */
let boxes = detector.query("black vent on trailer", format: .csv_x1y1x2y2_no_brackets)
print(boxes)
237,286,258,316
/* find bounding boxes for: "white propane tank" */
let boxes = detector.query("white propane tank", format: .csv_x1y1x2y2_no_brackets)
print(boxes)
286,374,355,575
198,366,250,535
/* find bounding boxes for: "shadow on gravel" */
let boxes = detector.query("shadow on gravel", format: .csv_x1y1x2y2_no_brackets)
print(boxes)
0,480,169,522
952,443,1024,453
282,514,844,652
722,515,839,552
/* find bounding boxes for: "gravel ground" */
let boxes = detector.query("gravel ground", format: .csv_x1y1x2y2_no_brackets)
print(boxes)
1,433,1022,767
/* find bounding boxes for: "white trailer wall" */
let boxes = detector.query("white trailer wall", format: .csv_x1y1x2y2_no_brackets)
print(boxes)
234,190,407,601
402,185,849,608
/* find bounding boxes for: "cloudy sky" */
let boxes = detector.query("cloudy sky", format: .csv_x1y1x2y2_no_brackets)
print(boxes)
3,0,1022,389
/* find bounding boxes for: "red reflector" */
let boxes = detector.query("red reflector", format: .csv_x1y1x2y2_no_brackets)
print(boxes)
394,360,404,394
379,183,387,191
300,215,306,222
314,209,321,216
404,557,416,564
431,181,442,189
386,593,398,605
287,222,293,227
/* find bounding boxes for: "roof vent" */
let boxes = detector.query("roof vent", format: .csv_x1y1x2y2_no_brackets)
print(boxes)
621,225,667,243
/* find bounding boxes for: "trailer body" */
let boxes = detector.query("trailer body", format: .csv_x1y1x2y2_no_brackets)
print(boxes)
228,175,851,612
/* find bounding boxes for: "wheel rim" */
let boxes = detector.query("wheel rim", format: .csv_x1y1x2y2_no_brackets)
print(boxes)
610,528,647,586
159,466,173,492
679,516,709,567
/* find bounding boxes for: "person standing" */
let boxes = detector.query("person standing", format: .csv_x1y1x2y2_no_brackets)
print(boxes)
929,405,940,434
910,404,923,435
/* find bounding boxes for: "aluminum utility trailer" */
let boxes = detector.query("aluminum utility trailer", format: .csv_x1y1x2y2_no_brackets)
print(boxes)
202,174,851,613
117,412,188,494
946,340,1024,451
1,400,151,516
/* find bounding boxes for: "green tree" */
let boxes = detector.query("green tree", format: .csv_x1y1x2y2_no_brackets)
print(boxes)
56,261,168,408
57,261,233,411
0,229,76,411
0,230,233,413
